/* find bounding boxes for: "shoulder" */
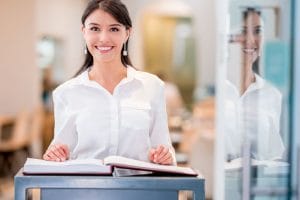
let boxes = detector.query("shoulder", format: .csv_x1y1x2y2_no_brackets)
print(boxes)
259,77,282,99
52,75,82,100
133,69,164,89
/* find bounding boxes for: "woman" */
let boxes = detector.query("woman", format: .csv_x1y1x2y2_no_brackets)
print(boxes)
43,0,175,165
225,8,285,160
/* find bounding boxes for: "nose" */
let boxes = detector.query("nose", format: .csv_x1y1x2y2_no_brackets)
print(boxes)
244,31,255,46
98,30,110,42
239,29,256,48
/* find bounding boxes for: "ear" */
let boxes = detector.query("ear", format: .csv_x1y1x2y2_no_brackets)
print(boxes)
81,25,86,36
125,27,132,42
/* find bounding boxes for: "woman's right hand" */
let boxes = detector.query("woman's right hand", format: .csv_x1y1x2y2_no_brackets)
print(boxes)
43,143,69,162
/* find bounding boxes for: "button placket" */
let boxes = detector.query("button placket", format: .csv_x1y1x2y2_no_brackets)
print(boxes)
109,96,119,155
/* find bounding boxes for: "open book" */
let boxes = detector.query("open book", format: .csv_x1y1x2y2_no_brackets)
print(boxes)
225,158,289,175
23,156,198,176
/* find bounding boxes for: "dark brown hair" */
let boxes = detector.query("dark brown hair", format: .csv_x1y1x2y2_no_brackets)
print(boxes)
75,0,133,76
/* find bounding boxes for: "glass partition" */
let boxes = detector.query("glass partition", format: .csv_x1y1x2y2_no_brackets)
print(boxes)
223,1,294,199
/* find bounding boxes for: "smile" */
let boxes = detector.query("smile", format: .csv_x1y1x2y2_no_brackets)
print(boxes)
95,46,114,53
243,48,257,54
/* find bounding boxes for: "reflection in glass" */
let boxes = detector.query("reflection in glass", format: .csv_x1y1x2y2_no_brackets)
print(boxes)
225,8,284,162
223,3,294,199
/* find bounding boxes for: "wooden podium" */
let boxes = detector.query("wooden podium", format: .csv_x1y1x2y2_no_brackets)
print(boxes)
15,168,205,200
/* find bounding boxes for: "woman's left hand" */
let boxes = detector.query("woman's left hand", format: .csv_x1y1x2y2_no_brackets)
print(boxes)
148,145,173,165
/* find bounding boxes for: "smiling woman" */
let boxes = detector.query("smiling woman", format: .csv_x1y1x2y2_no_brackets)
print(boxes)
240,8,264,85
75,0,133,77
42,0,176,166
225,7,284,161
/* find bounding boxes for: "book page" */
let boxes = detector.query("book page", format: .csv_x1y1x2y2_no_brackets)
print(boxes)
23,158,112,175
104,156,197,176
225,158,289,173
26,158,104,166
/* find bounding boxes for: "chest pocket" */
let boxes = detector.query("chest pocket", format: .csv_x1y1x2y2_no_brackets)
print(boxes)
120,101,151,131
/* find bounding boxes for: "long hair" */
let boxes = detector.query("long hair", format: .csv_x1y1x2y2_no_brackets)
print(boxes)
75,0,133,76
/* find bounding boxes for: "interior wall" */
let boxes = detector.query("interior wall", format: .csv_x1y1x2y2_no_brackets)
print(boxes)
0,0,87,115
124,0,216,98
190,0,216,94
35,0,86,79
0,0,216,114
0,0,39,115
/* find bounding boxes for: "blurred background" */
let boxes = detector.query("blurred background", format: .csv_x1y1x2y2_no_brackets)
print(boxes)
1,0,299,199
0,0,216,199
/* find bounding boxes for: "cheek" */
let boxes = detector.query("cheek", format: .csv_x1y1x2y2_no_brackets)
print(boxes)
255,36,262,46
114,36,125,47
85,35,98,45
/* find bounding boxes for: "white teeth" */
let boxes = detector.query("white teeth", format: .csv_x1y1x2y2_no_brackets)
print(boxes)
243,48,255,53
97,46,112,51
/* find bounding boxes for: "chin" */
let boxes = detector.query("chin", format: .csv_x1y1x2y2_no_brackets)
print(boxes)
95,55,116,63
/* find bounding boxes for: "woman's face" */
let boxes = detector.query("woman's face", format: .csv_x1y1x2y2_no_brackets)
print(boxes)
241,12,264,65
82,9,130,64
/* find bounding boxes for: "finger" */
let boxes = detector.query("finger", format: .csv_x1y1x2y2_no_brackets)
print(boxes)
61,145,70,159
56,147,67,161
156,147,169,162
47,151,57,161
49,149,63,162
53,147,66,161
43,153,51,161
43,145,54,160
54,145,67,159
46,151,59,161
44,149,55,160
148,148,156,162
158,150,172,165
160,157,173,165
154,146,164,162
155,145,164,155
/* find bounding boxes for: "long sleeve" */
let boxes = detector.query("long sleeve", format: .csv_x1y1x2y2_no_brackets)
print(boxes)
50,90,78,157
267,92,285,159
149,82,176,164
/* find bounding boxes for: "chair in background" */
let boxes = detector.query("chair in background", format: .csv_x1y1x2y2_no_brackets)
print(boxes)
0,107,44,177
0,111,31,176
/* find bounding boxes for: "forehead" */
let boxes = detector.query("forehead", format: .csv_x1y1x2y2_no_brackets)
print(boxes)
244,12,263,26
85,9,119,25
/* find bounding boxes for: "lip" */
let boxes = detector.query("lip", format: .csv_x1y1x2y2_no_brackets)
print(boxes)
95,46,114,53
243,48,257,54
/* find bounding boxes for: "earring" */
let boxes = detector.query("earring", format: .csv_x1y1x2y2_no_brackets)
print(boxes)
122,42,128,56
84,46,88,55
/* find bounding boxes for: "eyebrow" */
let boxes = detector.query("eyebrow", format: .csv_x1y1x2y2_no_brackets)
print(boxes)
242,25,263,29
87,22,122,27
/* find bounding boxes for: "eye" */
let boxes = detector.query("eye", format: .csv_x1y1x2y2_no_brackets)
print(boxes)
241,28,247,35
110,27,119,32
90,27,100,32
254,28,262,35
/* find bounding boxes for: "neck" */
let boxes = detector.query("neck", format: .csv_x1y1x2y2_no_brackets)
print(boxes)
240,63,256,94
89,60,127,94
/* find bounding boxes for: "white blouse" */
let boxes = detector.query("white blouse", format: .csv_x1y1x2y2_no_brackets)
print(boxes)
50,66,174,162
225,74,285,160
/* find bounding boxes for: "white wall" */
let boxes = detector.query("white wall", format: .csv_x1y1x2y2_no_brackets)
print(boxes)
0,0,217,114
124,0,217,90
0,0,87,114
188,0,216,90
35,0,86,79
0,0,39,115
